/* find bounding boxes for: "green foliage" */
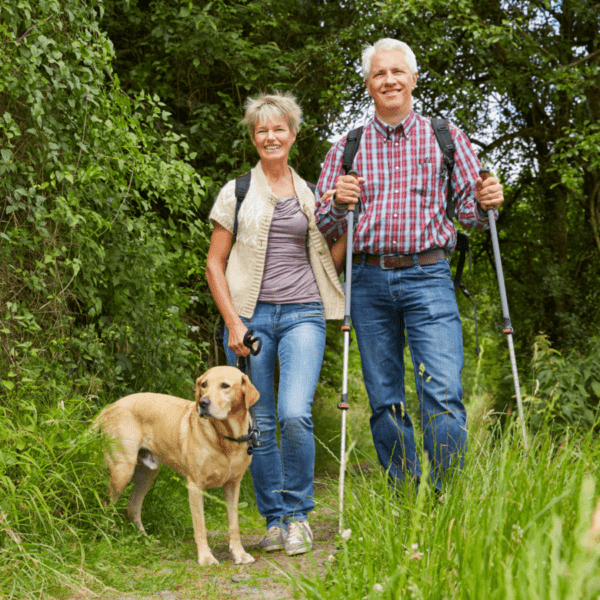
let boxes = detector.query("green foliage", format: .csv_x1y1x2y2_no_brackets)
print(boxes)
526,334,600,435
99,0,366,203
0,0,210,399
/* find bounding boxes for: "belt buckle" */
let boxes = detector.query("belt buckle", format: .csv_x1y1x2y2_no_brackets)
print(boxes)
379,254,401,270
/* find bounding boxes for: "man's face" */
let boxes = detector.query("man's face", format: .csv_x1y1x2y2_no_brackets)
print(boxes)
366,50,418,122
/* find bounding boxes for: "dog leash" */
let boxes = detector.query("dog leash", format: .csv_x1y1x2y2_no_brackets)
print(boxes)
233,329,262,455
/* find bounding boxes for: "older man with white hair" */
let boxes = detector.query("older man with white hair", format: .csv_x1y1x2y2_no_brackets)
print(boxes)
316,38,504,493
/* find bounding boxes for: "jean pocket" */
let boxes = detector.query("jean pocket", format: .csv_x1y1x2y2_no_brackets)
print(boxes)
415,259,453,282
295,302,325,322
351,263,363,284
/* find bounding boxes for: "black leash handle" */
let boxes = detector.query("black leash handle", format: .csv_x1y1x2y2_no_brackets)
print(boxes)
239,328,262,455
243,329,262,356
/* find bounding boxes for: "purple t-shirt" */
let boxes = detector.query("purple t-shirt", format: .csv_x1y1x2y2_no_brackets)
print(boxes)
258,195,322,304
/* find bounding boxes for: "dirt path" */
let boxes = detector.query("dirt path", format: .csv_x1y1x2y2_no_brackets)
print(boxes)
199,503,339,600
71,481,341,600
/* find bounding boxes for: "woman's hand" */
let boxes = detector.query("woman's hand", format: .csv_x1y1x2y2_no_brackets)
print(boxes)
227,320,251,358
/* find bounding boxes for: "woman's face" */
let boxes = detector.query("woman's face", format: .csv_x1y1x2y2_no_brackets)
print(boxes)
251,117,296,163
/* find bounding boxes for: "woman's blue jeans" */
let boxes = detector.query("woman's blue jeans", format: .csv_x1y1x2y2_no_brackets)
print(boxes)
224,302,326,529
350,255,468,491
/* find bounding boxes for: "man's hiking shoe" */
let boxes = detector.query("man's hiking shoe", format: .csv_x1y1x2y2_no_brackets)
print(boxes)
284,521,313,556
259,526,286,552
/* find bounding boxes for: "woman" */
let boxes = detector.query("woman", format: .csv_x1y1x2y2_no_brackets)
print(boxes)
206,92,344,556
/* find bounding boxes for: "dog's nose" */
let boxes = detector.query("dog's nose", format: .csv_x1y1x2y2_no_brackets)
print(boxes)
200,397,210,408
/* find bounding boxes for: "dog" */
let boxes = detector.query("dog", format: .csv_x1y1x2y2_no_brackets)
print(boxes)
96,366,259,566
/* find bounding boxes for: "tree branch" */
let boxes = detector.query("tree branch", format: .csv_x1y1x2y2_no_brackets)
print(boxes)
470,126,544,153
565,48,600,69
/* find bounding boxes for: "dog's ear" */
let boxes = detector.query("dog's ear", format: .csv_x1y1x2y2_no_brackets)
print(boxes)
241,373,260,409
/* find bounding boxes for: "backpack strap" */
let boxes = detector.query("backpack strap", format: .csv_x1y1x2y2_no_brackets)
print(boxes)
431,118,456,220
431,118,479,354
233,171,252,241
341,126,364,175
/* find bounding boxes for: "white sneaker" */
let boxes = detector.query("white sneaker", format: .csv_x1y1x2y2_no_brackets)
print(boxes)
259,526,286,552
284,521,313,556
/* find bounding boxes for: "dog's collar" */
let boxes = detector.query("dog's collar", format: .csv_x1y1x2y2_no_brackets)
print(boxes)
210,421,260,455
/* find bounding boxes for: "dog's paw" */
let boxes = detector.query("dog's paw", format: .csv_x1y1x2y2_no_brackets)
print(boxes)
233,551,255,565
197,553,219,566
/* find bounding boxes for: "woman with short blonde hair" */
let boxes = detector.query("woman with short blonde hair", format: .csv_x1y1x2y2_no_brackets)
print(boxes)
206,91,343,557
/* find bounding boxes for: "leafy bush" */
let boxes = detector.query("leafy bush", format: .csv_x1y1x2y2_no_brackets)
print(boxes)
526,334,600,434
0,0,210,400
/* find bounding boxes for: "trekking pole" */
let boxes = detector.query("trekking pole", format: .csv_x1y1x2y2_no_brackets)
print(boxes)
338,171,358,535
480,169,529,451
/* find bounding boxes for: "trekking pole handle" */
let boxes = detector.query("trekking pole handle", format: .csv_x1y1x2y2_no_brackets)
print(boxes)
346,169,359,212
243,329,262,356
479,168,495,218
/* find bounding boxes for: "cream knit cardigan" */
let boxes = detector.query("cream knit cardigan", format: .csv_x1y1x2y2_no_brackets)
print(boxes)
209,162,345,320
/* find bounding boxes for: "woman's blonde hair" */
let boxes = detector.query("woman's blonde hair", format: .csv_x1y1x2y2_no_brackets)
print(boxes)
243,91,302,137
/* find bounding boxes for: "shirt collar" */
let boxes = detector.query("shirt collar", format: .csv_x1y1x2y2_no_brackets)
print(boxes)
372,110,416,140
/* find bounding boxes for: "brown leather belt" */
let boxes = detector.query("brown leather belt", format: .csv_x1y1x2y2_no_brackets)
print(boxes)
352,248,446,270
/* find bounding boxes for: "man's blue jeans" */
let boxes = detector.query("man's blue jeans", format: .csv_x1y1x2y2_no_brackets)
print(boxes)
350,255,468,491
224,302,326,529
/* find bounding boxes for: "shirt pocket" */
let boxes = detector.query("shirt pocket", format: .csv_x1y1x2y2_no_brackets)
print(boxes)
410,161,437,197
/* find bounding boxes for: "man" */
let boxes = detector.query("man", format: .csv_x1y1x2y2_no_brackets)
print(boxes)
315,38,504,491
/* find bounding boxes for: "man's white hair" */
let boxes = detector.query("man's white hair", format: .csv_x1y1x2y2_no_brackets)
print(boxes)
362,38,418,79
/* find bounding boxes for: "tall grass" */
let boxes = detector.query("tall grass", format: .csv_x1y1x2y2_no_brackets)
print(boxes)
291,415,600,599
2,331,599,599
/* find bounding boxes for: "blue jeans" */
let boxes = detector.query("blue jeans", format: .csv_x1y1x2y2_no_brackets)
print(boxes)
350,255,468,491
224,302,326,529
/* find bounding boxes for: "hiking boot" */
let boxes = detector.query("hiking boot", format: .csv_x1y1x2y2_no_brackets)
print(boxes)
259,526,286,552
284,521,313,556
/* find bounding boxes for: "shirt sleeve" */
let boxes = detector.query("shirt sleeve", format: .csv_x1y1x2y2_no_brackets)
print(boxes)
315,138,348,238
451,127,497,229
209,180,237,233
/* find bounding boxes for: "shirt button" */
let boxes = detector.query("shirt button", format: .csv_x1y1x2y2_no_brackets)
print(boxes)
393,214,398,217
395,190,399,193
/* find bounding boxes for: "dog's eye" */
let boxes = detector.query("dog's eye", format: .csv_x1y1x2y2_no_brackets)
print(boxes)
220,383,230,389
200,381,208,388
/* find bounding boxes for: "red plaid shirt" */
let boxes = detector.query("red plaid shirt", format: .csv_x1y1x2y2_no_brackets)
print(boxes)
315,111,490,255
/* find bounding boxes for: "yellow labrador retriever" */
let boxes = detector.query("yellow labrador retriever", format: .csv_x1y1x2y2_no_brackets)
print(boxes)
96,366,259,566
